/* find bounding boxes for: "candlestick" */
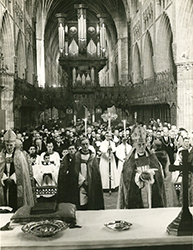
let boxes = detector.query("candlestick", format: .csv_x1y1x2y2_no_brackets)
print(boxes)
92,114,95,123
123,120,126,138
84,118,87,136
108,113,111,131
73,114,76,126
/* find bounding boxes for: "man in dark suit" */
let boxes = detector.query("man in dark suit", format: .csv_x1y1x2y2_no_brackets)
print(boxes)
54,134,65,158
161,126,175,164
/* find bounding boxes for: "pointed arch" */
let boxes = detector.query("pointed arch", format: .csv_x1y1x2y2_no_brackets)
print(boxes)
178,0,193,33
143,30,154,79
156,13,175,73
177,0,193,60
133,43,141,83
16,30,26,78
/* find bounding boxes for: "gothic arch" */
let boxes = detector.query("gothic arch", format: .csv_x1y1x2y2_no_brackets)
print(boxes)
178,0,193,32
156,13,174,73
143,31,154,79
131,0,140,15
1,11,14,72
133,43,141,83
177,0,193,61
16,30,26,79
122,0,130,20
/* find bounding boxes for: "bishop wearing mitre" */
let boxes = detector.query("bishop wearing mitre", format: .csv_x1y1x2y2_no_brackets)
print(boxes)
117,125,166,209
0,129,34,211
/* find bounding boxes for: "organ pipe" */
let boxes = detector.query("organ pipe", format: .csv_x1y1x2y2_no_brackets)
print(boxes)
55,13,67,54
75,4,88,52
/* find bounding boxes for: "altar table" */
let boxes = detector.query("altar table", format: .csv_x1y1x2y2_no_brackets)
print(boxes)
0,207,193,250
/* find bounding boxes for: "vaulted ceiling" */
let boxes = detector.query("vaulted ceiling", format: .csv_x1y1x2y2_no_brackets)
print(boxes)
33,0,129,86
35,0,128,56
45,0,126,54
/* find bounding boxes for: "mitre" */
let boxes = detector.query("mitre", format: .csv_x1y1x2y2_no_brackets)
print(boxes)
4,129,16,142
131,125,147,143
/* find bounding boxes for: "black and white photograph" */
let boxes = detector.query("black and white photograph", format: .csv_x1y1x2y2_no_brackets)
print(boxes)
0,0,193,249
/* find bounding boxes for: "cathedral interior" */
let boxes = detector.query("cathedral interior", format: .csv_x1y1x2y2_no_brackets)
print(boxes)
0,0,193,132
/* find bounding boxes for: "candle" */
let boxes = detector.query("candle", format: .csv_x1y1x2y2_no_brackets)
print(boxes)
108,112,111,131
74,114,76,126
108,118,111,130
123,120,126,138
84,118,87,136
92,114,95,123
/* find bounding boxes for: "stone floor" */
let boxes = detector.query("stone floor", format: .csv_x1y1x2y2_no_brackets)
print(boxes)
103,190,118,209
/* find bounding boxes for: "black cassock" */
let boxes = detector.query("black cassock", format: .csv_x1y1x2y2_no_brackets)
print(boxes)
57,150,104,210
57,153,79,206
3,160,17,211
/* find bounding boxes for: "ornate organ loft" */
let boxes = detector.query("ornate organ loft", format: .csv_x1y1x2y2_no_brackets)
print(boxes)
56,4,108,123
3,0,192,131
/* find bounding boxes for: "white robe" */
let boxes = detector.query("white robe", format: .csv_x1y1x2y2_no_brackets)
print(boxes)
99,140,118,189
40,151,61,170
33,162,59,187
115,143,132,185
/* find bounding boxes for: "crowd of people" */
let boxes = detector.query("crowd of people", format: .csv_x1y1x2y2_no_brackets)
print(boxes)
0,117,193,212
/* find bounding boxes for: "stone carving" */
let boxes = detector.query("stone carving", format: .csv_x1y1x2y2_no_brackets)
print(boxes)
88,26,95,35
133,20,141,40
69,26,77,35
15,2,23,21
143,2,153,30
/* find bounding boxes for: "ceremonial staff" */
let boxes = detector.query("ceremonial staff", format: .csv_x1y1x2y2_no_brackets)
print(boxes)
108,135,112,195
101,106,118,195
167,149,193,235
122,119,127,158
122,120,126,138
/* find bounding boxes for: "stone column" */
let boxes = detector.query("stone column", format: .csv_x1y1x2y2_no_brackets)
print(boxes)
1,74,14,129
118,36,129,85
114,13,129,86
176,63,193,132
36,38,45,87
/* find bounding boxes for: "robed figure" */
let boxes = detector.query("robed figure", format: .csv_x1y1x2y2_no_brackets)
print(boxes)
57,138,104,210
0,129,34,211
153,139,179,207
99,132,119,190
57,145,78,205
116,138,132,186
117,125,166,209
34,153,59,188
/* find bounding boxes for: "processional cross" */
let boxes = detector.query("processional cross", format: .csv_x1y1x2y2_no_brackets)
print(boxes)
167,149,193,236
101,106,118,195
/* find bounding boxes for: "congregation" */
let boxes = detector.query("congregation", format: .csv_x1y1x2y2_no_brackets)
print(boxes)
0,118,193,212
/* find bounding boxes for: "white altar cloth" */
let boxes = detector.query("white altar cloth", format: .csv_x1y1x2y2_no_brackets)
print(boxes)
0,207,192,249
